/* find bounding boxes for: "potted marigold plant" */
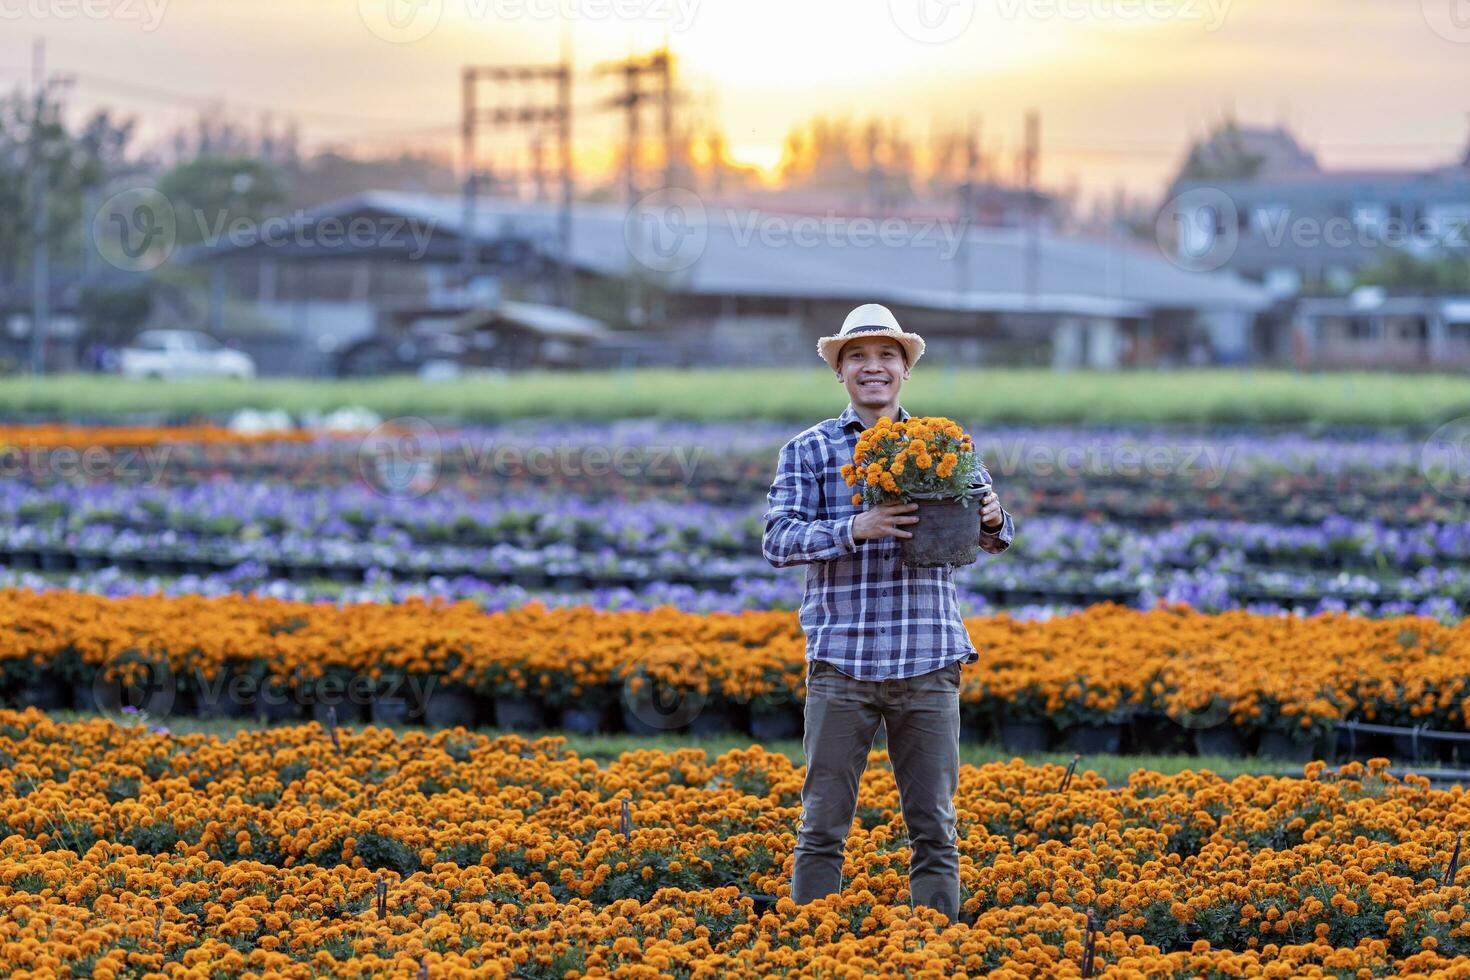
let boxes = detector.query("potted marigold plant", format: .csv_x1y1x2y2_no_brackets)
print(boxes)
843,415,986,568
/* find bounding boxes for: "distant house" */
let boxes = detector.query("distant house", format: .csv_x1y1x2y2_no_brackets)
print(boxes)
1291,291,1470,369
336,298,609,375
1164,122,1470,297
182,190,1274,373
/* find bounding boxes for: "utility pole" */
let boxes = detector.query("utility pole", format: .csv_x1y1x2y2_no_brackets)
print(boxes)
30,38,49,375
556,47,573,308
597,49,675,324
866,121,880,214
955,117,979,300
460,67,476,293
530,133,546,202
622,59,639,202
598,49,675,200
460,59,574,305
658,48,673,190
1020,110,1041,306
27,39,72,376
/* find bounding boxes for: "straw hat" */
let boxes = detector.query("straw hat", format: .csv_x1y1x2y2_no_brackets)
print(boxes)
817,303,926,372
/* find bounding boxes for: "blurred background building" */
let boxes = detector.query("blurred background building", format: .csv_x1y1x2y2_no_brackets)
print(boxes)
4,35,1469,376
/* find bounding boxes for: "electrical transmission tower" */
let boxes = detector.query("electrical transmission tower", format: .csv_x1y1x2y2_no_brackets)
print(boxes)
459,60,573,305
596,48,676,205
595,49,677,325
1018,110,1042,304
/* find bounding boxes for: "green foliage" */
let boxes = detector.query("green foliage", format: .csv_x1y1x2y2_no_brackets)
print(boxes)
1353,251,1470,295
156,156,289,247
1177,120,1267,182
0,95,135,276
1,369,1466,426
79,279,153,345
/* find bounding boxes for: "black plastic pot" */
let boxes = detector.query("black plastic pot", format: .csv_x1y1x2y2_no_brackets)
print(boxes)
620,693,707,735
749,706,802,741
369,695,416,727
898,496,981,569
1390,730,1433,762
559,705,610,735
1192,723,1249,758
1063,722,1124,755
83,674,175,719
194,672,249,719
14,676,67,711
423,686,484,730
1130,713,1193,755
38,550,74,572
686,701,736,735
1257,730,1317,762
1333,727,1393,763
493,695,546,732
959,707,991,743
252,679,302,722
998,719,1053,752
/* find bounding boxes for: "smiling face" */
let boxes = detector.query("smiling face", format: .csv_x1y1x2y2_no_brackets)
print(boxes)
836,335,909,416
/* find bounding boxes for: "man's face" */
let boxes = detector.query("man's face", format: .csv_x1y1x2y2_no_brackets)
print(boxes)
837,336,909,408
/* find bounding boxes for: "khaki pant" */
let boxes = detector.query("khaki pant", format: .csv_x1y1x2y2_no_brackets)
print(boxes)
790,658,963,923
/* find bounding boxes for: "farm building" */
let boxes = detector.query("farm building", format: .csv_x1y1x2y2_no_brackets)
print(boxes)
179,191,1275,375
1290,292,1470,369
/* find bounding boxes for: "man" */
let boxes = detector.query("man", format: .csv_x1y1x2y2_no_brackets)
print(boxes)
761,302,1015,925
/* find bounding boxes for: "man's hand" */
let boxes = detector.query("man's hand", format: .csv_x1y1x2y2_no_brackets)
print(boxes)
852,501,919,541
979,490,1004,533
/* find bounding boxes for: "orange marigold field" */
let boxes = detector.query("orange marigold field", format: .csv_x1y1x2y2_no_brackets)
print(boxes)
4,712,1470,977
2,589,1469,735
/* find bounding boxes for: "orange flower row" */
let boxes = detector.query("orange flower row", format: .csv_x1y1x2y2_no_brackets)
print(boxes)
0,712,1468,975
0,424,323,449
2,591,1469,733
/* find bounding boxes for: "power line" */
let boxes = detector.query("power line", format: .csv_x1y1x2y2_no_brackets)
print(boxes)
24,60,1467,165
61,66,455,131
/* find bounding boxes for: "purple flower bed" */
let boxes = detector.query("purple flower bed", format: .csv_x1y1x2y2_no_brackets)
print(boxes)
3,421,1464,620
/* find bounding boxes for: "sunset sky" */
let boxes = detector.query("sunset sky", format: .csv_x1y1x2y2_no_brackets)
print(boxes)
3,0,1468,206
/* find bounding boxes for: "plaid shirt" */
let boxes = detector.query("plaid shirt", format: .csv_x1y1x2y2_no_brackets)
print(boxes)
762,404,1015,681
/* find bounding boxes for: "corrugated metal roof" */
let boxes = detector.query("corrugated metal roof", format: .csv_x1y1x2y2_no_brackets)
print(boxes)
250,190,1276,316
